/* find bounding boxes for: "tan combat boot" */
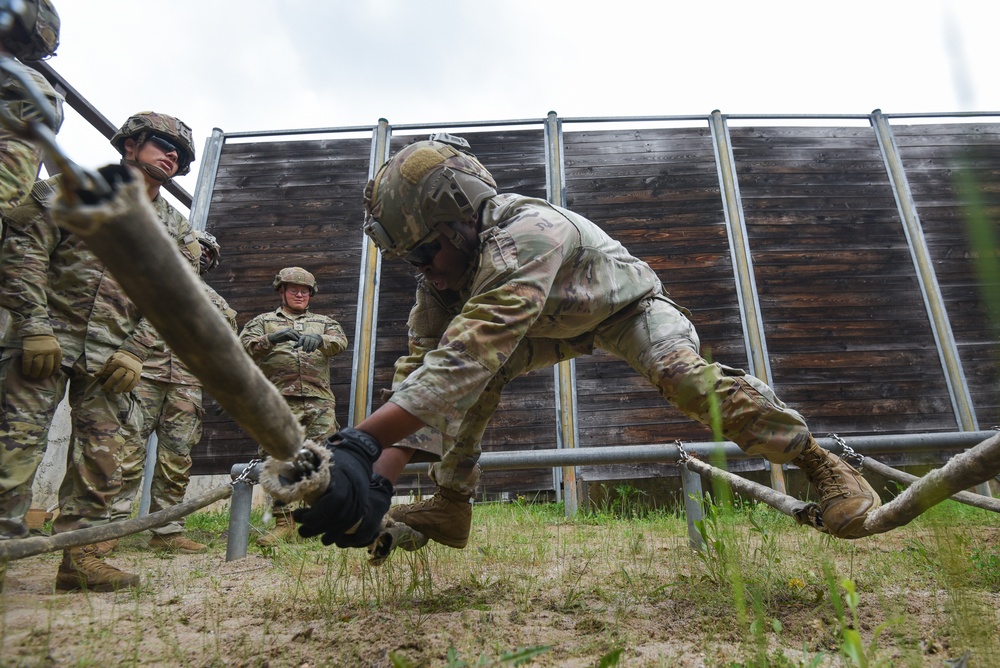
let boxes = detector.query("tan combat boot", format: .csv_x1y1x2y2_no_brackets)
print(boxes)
794,439,881,539
55,545,140,592
92,539,119,557
256,509,297,547
148,534,208,554
387,487,473,549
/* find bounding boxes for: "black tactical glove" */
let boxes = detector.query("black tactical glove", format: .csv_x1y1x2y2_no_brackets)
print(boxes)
293,428,382,545
333,474,394,549
267,328,300,344
294,333,323,353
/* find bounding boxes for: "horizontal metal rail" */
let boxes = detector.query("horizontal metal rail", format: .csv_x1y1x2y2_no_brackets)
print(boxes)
402,430,998,473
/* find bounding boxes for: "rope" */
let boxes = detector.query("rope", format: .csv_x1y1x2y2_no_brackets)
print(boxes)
0,484,233,562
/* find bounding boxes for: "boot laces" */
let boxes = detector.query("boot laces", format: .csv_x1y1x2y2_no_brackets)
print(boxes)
809,456,848,501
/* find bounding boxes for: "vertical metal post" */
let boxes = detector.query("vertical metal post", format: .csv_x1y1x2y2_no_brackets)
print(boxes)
137,434,158,516
544,111,581,516
226,463,258,562
681,464,705,551
871,111,989,497
349,120,390,427
189,128,226,232
709,110,786,494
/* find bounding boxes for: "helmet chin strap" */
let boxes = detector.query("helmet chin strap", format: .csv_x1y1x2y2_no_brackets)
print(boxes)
121,158,171,185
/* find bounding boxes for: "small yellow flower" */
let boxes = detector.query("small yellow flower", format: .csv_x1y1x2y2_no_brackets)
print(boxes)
788,577,806,591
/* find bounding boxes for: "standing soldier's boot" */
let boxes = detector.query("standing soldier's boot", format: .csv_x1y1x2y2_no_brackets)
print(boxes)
256,508,297,547
793,439,881,539
387,487,473,549
55,545,140,592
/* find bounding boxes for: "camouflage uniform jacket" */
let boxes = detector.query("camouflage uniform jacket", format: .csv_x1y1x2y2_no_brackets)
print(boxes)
0,176,199,369
140,282,238,385
389,193,666,437
240,308,348,400
0,67,64,216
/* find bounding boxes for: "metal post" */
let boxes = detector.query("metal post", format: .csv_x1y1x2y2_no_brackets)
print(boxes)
226,462,259,562
681,464,705,551
871,111,989,497
544,111,582,516
189,128,226,231
349,119,390,427
137,433,158,517
709,110,786,494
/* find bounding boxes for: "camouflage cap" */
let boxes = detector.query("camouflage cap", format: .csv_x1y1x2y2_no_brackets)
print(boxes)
363,138,497,260
3,0,59,62
273,267,317,295
110,111,196,176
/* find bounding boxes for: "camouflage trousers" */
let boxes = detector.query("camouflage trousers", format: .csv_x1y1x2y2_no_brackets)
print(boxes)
0,351,142,539
111,378,203,536
417,294,812,496
263,396,339,511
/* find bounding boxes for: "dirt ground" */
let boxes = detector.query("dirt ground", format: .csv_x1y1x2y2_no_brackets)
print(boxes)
1,519,999,668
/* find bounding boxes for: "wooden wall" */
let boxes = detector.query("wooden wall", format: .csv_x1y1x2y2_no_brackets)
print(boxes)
195,116,1000,497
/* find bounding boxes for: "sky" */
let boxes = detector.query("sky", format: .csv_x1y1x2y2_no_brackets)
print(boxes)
43,0,1000,212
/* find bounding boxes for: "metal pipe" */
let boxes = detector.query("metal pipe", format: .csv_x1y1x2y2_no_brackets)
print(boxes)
226,462,260,562
680,465,705,551
401,431,998,472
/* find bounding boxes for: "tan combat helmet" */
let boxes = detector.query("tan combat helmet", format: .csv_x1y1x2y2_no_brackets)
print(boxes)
273,267,317,295
111,111,196,177
2,0,59,62
363,135,497,261
194,230,221,274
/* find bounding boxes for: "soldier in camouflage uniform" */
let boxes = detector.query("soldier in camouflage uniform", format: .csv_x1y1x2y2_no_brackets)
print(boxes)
0,111,201,591
240,267,348,545
291,136,883,553
0,0,62,218
106,230,237,555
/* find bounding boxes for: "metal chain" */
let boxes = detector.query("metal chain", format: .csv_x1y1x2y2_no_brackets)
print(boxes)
674,439,690,464
828,433,864,470
231,458,262,486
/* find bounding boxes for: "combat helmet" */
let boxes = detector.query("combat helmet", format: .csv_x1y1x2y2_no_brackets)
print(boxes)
111,111,196,177
195,230,221,274
2,0,59,62
363,135,497,261
273,267,317,295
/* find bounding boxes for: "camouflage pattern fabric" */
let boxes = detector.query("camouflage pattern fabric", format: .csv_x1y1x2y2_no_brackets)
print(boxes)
0,177,198,537
111,282,236,534
0,67,64,217
388,194,814,492
0,355,141,539
111,379,203,535
240,308,348,402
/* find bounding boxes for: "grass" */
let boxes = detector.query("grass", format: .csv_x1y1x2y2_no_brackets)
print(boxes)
3,492,997,667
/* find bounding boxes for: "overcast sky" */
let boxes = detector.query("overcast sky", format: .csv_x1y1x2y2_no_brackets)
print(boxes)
46,0,998,211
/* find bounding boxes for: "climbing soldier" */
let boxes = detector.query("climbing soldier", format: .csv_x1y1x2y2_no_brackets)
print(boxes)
292,136,883,551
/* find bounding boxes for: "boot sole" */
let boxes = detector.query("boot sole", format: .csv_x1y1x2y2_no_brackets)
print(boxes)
55,575,139,592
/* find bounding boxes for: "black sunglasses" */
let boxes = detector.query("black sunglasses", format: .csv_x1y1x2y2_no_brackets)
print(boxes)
404,238,442,267
147,134,184,158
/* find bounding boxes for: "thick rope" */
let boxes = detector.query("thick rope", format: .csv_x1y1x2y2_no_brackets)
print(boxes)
0,484,233,562
862,456,1000,514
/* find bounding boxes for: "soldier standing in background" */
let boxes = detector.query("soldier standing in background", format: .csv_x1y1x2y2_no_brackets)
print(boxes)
239,267,348,546
0,111,200,592
106,230,237,555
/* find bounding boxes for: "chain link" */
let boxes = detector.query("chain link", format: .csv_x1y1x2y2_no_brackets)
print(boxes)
674,439,690,464
232,458,262,486
827,433,864,470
